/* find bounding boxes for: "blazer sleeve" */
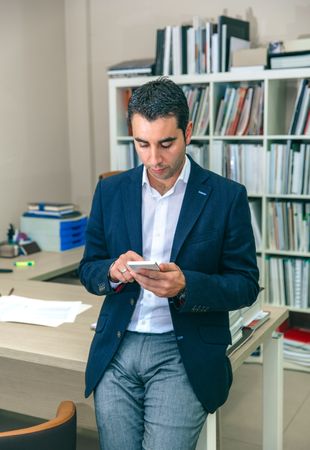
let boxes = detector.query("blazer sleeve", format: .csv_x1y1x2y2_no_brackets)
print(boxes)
172,185,260,312
79,182,116,296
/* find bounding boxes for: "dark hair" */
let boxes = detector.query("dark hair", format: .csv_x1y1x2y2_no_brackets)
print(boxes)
127,77,189,137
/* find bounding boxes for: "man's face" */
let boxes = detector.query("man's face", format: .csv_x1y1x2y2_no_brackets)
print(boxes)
131,114,192,191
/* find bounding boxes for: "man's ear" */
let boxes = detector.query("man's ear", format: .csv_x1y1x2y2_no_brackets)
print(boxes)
185,121,193,145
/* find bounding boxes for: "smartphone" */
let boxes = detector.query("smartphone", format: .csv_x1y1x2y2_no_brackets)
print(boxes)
127,261,160,271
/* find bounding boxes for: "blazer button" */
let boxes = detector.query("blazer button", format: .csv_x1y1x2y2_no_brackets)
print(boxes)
98,282,105,292
130,298,135,306
117,331,122,338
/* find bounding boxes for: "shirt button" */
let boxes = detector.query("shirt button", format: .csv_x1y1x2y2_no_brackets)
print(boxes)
117,331,122,338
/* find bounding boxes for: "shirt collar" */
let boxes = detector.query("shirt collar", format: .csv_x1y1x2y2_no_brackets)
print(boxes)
142,155,191,191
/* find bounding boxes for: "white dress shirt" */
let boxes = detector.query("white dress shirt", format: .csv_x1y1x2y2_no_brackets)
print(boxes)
127,156,191,333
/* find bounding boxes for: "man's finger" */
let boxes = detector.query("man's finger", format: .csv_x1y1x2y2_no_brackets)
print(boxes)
159,262,178,272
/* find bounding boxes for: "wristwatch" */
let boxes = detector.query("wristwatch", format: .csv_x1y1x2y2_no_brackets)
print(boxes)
174,286,186,307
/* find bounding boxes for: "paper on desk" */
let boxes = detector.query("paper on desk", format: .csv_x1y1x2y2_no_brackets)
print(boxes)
0,295,92,327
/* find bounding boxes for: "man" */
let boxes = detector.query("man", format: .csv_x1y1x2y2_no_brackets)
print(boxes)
79,77,259,450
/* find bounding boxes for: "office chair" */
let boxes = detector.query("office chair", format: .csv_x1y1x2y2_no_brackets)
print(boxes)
0,401,76,450
98,170,123,180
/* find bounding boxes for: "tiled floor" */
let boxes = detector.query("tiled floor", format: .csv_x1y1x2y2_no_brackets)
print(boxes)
221,363,310,450
1,364,309,449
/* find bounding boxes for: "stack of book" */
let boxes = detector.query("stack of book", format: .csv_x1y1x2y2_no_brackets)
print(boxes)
25,202,79,218
229,309,244,347
288,79,310,135
214,84,264,136
248,199,262,250
20,202,87,252
267,201,310,252
107,59,155,77
211,141,263,195
186,143,209,168
267,142,310,195
154,15,250,75
283,327,310,367
115,142,141,170
227,295,270,356
268,38,310,70
182,85,210,135
278,312,310,368
267,257,309,308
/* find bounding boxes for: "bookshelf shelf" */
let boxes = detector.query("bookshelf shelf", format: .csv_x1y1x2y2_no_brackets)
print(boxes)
265,250,310,257
266,194,310,199
247,193,264,198
191,136,210,141
282,362,310,373
285,306,310,313
212,135,263,140
117,137,134,142
268,135,310,140
109,68,310,371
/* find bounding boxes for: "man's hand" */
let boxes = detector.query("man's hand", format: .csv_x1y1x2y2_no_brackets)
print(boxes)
127,262,186,298
109,251,144,284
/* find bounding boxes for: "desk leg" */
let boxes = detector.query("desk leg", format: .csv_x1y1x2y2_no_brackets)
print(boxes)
263,332,283,450
196,412,218,450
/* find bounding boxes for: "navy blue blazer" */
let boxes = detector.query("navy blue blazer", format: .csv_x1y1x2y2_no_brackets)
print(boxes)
79,158,259,413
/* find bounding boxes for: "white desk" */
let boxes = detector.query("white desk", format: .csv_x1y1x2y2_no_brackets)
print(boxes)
197,305,288,450
0,250,288,447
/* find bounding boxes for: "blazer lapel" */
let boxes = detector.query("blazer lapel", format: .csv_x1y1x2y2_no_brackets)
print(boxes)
120,161,212,260
121,167,143,255
170,161,212,261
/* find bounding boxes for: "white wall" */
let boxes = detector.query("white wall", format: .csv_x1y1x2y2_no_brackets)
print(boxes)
1,0,310,240
88,0,310,180
65,0,95,215
0,0,70,239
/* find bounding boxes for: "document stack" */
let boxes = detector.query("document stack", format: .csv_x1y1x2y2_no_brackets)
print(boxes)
227,294,270,356
20,202,87,252
268,38,310,70
107,58,155,77
229,309,244,346
278,312,310,368
26,202,77,218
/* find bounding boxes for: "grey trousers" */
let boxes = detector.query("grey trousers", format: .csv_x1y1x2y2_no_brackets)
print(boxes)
94,331,207,450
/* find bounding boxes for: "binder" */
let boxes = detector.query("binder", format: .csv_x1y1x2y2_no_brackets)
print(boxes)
218,15,250,72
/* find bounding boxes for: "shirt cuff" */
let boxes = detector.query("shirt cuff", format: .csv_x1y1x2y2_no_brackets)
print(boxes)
110,280,122,289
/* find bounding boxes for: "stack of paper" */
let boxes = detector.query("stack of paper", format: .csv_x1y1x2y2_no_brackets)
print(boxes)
0,295,91,327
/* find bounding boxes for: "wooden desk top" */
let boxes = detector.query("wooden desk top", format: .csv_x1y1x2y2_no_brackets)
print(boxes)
0,279,288,375
0,249,289,374
0,247,84,281
0,279,100,372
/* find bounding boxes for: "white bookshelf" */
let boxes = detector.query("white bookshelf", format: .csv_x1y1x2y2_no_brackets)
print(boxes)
108,68,310,371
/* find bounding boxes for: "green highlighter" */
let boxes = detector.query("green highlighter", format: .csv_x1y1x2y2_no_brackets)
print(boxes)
14,261,35,267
